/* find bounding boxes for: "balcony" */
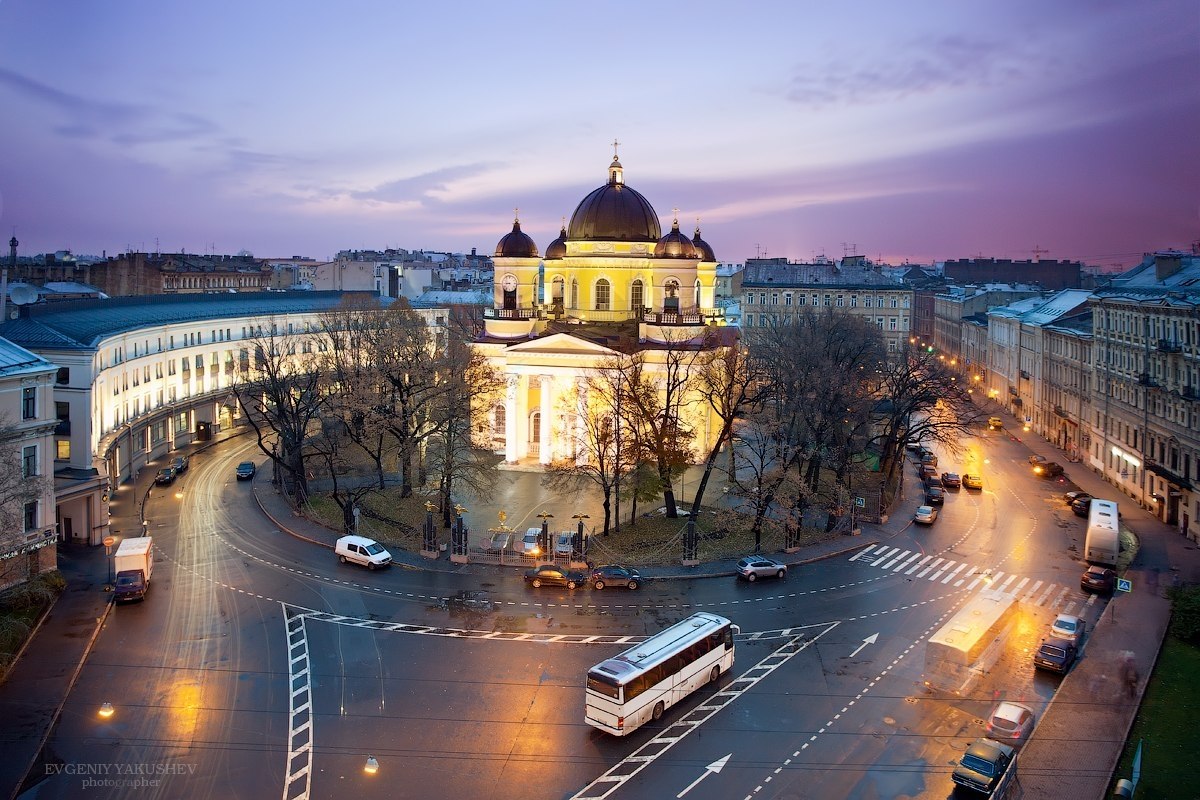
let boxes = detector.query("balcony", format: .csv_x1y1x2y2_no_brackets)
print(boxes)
1054,405,1068,418
1137,373,1159,388
483,307,544,321
1019,369,1031,380
1157,338,1183,354
1181,386,1198,401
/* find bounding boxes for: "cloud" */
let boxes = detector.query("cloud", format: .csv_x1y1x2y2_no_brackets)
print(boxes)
786,35,1027,108
350,162,501,204
0,66,222,147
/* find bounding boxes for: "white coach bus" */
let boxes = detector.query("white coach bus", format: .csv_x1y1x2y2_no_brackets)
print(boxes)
585,612,738,736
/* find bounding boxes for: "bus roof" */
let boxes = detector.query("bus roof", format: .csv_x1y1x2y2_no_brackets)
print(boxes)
928,589,1017,654
589,612,731,684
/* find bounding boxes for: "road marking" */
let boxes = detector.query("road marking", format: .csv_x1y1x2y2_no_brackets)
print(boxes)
571,623,839,800
930,560,953,580
943,563,968,584
918,558,943,578
871,547,900,567
892,552,922,572
905,555,933,575
282,605,313,800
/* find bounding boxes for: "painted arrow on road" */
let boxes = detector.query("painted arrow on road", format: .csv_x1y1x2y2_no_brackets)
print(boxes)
677,753,731,798
849,633,879,658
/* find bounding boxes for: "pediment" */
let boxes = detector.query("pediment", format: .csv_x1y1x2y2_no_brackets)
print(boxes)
505,331,620,356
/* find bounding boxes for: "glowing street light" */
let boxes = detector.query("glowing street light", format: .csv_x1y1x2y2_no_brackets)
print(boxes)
364,755,379,775
98,702,115,718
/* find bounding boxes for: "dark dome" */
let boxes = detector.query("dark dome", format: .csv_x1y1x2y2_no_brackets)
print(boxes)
544,225,567,260
494,218,539,258
692,225,716,262
654,219,698,259
566,156,661,242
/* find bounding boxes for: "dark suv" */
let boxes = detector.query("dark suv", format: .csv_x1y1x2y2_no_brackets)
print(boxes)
952,738,1014,795
589,565,641,590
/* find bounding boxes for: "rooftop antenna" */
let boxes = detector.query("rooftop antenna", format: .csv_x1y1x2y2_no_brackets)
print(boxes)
842,242,857,257
1031,245,1049,263
755,243,761,259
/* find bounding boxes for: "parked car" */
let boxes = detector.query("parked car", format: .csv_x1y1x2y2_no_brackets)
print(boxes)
1071,496,1092,517
590,565,641,590
921,453,938,468
554,531,575,557
170,456,189,474
154,467,177,486
905,441,923,452
235,461,256,480
925,486,945,505
1050,613,1086,646
483,531,512,552
987,416,1003,430
962,473,984,490
524,564,586,589
1034,636,1078,674
1063,490,1091,505
736,555,787,582
985,701,1036,744
1081,564,1117,595
952,738,1014,795
521,527,542,557
925,475,944,489
335,535,392,570
914,505,938,525
921,464,938,481
1029,455,1047,467
1033,461,1064,478
940,472,961,489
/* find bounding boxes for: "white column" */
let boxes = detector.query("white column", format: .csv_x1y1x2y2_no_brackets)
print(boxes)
539,375,553,465
575,377,588,464
504,376,519,463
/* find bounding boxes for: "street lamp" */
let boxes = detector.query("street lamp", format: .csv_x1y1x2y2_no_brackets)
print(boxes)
98,702,115,718
536,511,553,558
422,501,437,556
141,520,148,538
364,755,379,775
571,513,589,560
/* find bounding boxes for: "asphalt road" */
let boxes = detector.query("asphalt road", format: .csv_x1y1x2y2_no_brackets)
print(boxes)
24,428,1112,799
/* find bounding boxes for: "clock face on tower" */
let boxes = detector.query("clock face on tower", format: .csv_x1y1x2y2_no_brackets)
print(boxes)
501,275,517,292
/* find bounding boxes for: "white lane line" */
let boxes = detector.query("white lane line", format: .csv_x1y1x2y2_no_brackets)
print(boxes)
848,546,882,562
999,574,1019,592
1012,577,1030,594
892,552,922,572
282,605,313,800
930,560,954,581
942,563,968,584
1036,583,1058,606
906,556,933,575
880,549,911,570
918,558,943,579
871,547,900,567
572,622,839,800
1023,580,1045,602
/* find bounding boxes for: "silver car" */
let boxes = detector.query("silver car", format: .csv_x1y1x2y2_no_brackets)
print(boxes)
1050,613,1086,646
736,555,787,582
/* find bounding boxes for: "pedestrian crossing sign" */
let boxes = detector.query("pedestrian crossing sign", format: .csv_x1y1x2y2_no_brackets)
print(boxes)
1117,578,1132,593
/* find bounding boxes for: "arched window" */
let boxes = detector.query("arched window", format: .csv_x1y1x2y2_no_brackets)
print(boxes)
551,276,565,310
595,279,611,311
570,279,579,309
664,280,680,313
631,279,644,311
493,404,505,439
694,279,701,309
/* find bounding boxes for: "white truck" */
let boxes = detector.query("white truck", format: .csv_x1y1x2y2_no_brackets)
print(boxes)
113,537,154,602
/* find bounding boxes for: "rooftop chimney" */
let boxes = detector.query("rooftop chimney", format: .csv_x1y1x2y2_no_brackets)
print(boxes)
1154,252,1183,282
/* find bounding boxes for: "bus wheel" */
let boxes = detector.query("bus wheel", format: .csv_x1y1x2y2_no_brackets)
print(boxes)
652,701,664,721
339,555,347,564
710,665,720,684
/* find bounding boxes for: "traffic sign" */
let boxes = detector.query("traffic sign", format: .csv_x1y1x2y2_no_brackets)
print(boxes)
854,496,865,508
1117,578,1132,593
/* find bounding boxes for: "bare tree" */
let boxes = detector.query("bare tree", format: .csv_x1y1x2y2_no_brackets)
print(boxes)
231,320,327,508
619,333,703,518
687,334,771,520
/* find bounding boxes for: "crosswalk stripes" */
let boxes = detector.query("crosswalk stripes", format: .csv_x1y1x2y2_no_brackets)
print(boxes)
850,544,1096,614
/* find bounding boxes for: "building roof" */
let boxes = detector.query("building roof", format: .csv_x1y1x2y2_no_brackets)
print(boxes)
1017,289,1093,326
412,290,490,307
1092,251,1200,306
0,337,55,377
742,260,906,289
0,291,382,351
566,156,661,243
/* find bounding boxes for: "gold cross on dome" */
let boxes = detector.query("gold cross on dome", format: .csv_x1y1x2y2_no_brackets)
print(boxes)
513,207,519,223
612,138,620,158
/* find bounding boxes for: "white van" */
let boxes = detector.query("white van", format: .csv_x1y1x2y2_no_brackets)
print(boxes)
335,535,392,570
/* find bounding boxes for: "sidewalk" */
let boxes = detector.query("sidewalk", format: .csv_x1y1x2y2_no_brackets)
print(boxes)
0,427,250,800
985,408,1200,798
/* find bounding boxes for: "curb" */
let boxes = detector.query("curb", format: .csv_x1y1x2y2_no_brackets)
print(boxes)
7,595,113,800
0,584,61,687
252,485,335,550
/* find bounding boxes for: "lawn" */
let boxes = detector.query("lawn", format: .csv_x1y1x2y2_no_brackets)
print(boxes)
1110,635,1200,798
0,572,65,680
296,488,847,567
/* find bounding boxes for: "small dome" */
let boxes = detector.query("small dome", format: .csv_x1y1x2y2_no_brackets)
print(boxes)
494,217,539,258
692,224,716,262
654,218,698,259
545,225,567,260
566,156,661,242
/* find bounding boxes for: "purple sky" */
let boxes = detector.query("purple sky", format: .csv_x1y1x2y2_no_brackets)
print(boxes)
1,1,1196,269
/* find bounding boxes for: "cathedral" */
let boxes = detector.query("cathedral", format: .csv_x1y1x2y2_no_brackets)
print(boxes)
473,148,736,466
